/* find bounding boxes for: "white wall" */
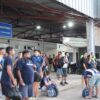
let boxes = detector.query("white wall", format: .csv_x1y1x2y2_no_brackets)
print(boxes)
43,42,57,56
0,38,57,56
94,27,100,46
57,0,94,18
57,44,74,53
0,38,78,61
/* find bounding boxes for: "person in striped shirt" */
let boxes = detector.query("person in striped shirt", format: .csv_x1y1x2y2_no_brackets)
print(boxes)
85,68,100,99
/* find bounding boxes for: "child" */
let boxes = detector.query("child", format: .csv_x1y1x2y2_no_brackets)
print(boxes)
40,71,59,97
85,68,100,99
40,71,52,91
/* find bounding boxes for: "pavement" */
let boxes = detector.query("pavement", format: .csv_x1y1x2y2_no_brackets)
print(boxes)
39,86,100,100
38,73,82,98
38,73,100,100
0,73,82,100
50,73,81,92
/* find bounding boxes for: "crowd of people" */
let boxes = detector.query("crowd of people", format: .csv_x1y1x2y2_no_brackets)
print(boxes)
0,46,100,100
0,47,52,100
0,46,69,100
80,52,100,99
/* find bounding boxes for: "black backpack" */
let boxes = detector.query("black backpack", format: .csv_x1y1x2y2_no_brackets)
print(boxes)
13,58,26,80
58,57,64,67
13,66,18,79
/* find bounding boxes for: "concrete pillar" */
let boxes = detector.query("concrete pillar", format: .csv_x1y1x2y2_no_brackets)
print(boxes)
73,48,76,63
86,19,95,55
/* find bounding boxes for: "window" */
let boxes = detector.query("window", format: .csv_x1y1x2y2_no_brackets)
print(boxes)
95,53,100,59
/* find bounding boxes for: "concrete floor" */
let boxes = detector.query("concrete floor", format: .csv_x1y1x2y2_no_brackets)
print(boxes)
38,86,100,100
0,74,99,100
0,85,100,100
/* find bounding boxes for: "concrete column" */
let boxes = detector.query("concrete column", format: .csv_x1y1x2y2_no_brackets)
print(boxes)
73,48,77,63
86,19,95,55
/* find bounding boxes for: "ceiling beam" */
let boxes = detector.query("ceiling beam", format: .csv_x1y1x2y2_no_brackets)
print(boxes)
0,14,65,21
2,0,87,21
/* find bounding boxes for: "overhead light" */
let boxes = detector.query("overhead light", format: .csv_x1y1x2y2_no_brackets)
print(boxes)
63,38,70,43
68,21,74,28
36,25,41,30
63,25,67,29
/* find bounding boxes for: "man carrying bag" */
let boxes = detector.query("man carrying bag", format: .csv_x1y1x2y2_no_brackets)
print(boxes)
1,47,22,100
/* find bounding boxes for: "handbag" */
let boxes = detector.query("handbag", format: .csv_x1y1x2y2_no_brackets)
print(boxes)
7,86,22,100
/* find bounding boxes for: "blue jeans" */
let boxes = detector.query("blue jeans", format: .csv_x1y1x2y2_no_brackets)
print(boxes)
57,68,63,76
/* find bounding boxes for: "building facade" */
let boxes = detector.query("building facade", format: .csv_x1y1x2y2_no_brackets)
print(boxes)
57,0,100,56
57,0,100,18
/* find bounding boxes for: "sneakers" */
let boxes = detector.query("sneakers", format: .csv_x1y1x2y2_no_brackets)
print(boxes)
60,82,65,86
87,96,98,99
64,82,68,84
94,96,98,98
29,97,37,100
60,81,68,86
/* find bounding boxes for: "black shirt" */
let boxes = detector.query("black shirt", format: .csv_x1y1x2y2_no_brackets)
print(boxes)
81,57,87,70
57,57,64,68
48,58,53,64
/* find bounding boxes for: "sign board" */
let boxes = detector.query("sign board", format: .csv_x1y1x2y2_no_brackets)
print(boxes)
0,22,12,38
63,37,87,47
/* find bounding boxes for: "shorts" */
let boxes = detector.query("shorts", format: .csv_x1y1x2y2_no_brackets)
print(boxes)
34,72,41,82
57,68,63,76
89,75,100,87
19,84,33,99
62,68,67,77
82,70,86,76
1,83,12,96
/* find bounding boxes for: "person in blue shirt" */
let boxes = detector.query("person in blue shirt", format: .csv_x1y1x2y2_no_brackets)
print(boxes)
1,46,17,100
17,50,34,100
31,50,43,74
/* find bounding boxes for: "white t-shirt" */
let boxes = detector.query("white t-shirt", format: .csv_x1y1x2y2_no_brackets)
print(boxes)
63,56,68,68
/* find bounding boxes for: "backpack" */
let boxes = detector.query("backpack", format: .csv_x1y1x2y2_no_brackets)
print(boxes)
82,88,89,97
47,84,59,97
58,57,64,67
13,67,18,79
13,59,26,80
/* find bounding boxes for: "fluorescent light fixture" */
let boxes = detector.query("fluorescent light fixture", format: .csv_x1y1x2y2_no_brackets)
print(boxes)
63,38,70,43
36,25,41,30
68,21,74,27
